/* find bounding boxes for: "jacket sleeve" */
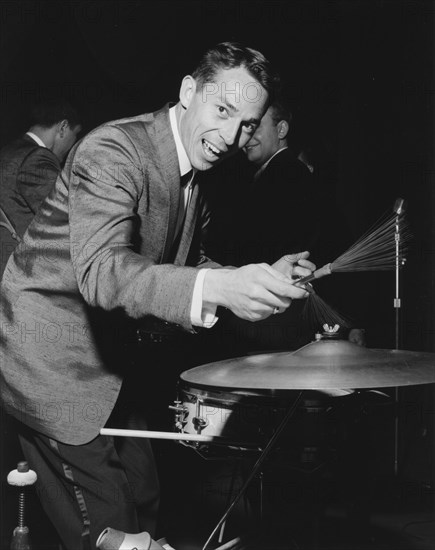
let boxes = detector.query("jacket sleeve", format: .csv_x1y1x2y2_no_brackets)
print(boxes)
68,125,200,331
17,148,60,214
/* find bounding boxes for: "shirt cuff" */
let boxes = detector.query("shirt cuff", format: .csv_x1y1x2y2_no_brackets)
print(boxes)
190,269,218,328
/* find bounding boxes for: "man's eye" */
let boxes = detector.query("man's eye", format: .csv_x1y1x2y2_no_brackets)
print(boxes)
244,123,256,134
218,106,229,117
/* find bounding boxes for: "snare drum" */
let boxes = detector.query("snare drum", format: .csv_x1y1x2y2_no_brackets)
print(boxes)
172,380,300,456
172,378,354,458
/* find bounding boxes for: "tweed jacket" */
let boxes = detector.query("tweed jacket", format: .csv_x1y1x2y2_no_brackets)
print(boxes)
0,134,60,277
0,105,218,444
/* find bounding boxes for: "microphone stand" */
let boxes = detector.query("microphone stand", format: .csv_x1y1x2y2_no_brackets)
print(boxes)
393,198,405,476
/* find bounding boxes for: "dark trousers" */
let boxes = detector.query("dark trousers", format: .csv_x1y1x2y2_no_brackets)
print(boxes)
17,404,159,550
14,333,196,550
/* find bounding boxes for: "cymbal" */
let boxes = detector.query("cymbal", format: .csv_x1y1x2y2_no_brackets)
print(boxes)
181,339,435,390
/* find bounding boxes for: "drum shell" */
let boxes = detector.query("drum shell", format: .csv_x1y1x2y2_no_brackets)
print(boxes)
175,382,327,452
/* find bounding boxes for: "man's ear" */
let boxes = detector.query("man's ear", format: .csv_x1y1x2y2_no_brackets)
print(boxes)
58,119,69,138
277,120,289,140
179,75,197,109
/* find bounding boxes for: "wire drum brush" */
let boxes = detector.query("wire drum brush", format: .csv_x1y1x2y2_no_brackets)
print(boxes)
296,198,411,288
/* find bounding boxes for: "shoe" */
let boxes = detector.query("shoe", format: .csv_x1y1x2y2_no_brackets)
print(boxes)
156,538,176,550
97,527,167,549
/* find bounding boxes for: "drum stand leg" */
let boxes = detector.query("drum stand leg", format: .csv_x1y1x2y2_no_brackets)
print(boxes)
258,470,264,522
217,465,260,545
218,462,242,544
202,391,304,550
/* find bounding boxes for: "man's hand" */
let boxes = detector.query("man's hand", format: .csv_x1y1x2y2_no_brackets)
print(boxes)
203,260,315,322
272,251,316,280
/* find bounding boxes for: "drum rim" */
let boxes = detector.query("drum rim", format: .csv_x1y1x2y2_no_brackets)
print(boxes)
177,378,343,402
178,377,302,397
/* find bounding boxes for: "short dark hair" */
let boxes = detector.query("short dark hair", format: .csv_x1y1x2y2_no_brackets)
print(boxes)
270,96,292,126
30,99,81,129
192,42,280,104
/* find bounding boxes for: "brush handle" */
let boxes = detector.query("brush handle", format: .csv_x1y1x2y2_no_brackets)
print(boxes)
295,263,332,285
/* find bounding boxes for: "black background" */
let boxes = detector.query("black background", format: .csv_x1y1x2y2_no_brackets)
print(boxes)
0,0,434,547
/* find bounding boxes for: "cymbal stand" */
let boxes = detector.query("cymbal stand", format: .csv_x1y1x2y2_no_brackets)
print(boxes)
217,461,243,544
202,391,304,550
217,468,264,545
393,198,405,476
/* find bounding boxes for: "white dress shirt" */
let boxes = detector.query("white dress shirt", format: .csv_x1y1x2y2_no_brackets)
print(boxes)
26,132,46,148
169,107,217,328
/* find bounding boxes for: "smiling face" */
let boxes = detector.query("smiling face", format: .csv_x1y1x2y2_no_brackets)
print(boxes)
178,66,269,171
243,106,283,166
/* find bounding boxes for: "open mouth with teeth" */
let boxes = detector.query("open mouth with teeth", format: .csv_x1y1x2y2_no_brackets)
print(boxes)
202,139,222,159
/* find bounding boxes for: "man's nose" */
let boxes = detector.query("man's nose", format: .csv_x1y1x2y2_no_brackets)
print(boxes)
219,120,240,147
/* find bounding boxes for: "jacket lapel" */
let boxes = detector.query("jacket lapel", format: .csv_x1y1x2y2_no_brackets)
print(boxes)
146,106,182,263
145,105,200,266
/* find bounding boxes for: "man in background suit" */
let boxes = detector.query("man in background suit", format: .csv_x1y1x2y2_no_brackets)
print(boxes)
0,98,82,277
244,97,366,347
0,43,315,550
200,96,365,358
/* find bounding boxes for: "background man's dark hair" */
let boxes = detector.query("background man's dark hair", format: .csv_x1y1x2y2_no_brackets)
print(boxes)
270,96,293,126
29,98,81,129
270,95,310,156
192,41,281,104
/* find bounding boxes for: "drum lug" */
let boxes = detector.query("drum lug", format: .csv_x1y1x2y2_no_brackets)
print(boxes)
192,398,209,433
169,400,188,431
192,416,209,432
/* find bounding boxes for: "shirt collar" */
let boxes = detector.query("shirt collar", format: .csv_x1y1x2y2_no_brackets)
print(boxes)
169,106,193,178
26,132,46,148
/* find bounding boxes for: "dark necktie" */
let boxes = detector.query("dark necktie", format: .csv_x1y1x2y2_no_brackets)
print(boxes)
180,170,193,188
175,170,194,238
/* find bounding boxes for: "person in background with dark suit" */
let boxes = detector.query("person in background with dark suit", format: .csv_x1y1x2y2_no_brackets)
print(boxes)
200,95,365,358
0,43,315,550
0,98,82,277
